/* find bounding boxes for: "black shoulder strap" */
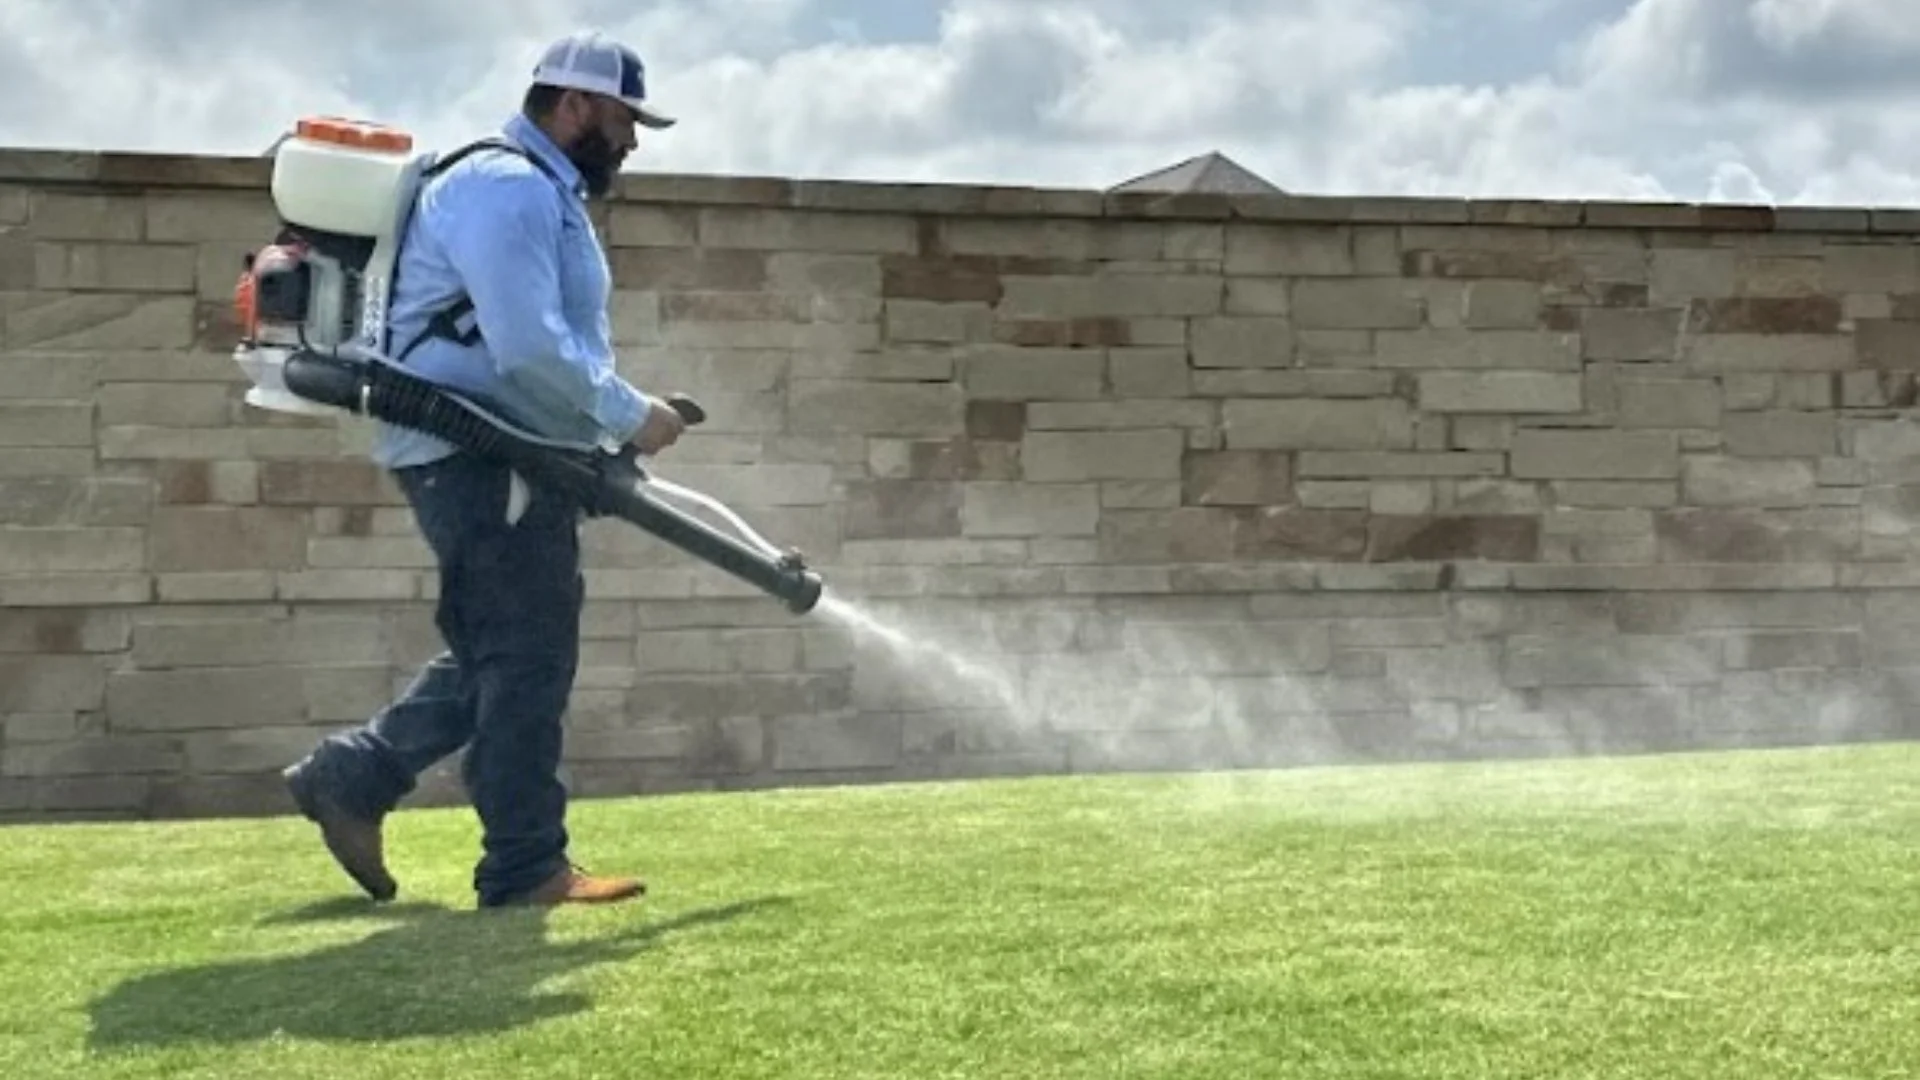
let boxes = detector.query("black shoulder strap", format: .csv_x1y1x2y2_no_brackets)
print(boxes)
394,137,567,362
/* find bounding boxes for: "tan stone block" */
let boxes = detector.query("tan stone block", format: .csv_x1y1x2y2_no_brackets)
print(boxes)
1295,452,1506,478
1684,334,1853,371
1292,278,1423,328
788,379,964,436
770,712,900,771
1417,372,1582,413
1682,457,1819,507
1221,399,1414,450
0,654,105,713
28,193,142,240
1583,308,1684,361
957,347,1104,400
1721,412,1836,458
1369,481,1435,514
0,401,91,446
1369,329,1581,370
998,274,1222,318
1463,281,1543,328
1649,248,1737,303
0,573,151,606
1505,636,1721,688
883,299,992,344
1441,478,1541,514
1109,348,1190,397
4,295,195,350
1294,481,1371,508
1822,244,1920,293
1192,369,1393,397
1225,224,1353,275
0,474,151,526
156,572,277,602
1551,481,1679,508
1023,429,1184,482
697,207,916,254
1191,316,1294,368
790,347,951,382
960,483,1099,537
147,506,307,571
0,527,144,573
1101,481,1181,509
1224,278,1289,315
766,252,882,295
1511,430,1679,480
1451,416,1514,450
994,316,1133,348
276,570,419,601
96,382,233,428
1617,377,1721,429
1027,400,1213,431
36,242,196,293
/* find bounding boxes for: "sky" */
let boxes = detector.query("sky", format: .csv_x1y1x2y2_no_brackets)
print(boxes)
2,0,1919,205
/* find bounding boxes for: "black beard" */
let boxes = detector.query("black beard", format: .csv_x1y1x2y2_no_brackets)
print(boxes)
565,128,621,198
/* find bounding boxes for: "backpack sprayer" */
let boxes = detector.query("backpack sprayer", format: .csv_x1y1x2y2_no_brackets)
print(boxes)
230,116,823,614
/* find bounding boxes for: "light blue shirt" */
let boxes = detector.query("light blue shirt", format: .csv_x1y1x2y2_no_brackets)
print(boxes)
371,113,651,469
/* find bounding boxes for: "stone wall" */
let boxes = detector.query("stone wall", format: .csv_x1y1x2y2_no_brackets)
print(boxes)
3,147,1918,821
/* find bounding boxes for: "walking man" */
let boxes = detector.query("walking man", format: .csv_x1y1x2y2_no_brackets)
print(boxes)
282,30,685,908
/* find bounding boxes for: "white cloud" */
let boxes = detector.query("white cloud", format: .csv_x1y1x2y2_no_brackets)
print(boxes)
0,0,1916,206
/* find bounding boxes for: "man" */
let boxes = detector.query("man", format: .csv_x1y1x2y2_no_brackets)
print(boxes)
280,30,685,908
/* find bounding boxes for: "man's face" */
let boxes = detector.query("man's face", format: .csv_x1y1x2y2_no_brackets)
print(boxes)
561,93,639,198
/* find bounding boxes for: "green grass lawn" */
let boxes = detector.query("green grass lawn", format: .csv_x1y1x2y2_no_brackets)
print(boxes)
3,743,1917,1079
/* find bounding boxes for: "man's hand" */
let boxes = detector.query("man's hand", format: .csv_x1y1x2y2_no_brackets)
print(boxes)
626,394,688,456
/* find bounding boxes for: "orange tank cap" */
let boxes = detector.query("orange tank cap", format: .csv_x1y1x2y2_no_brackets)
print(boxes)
295,115,414,152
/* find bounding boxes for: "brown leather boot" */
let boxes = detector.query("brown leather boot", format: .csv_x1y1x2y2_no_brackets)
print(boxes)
503,864,645,907
283,761,397,902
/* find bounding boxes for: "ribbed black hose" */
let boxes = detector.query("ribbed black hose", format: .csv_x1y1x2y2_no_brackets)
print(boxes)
280,348,822,613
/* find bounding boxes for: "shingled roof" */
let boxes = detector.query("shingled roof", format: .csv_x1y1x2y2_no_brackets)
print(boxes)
1107,151,1285,195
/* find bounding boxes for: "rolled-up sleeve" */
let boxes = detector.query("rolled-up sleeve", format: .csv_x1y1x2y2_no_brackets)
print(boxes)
435,172,650,443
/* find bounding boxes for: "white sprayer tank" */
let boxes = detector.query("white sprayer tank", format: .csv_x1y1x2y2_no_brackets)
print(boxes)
270,117,417,238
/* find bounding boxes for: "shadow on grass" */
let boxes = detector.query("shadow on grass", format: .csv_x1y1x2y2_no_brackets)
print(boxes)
85,894,790,1051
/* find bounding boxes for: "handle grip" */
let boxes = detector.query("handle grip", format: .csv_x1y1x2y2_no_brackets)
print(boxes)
667,393,706,426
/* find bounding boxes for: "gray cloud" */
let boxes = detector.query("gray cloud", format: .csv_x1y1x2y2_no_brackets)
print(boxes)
0,0,1914,205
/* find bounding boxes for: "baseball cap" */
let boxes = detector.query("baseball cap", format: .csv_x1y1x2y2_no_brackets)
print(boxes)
530,31,676,129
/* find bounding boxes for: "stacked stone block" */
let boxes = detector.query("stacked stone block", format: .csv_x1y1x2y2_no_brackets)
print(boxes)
2,149,1917,820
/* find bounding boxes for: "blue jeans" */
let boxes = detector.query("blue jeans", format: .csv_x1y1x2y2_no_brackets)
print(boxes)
298,452,584,906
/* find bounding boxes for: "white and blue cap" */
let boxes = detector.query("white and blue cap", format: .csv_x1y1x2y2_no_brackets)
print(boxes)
530,31,676,129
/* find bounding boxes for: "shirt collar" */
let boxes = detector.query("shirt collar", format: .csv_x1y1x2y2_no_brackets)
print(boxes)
502,113,587,199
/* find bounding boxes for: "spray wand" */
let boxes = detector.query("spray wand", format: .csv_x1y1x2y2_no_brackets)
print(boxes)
278,346,825,614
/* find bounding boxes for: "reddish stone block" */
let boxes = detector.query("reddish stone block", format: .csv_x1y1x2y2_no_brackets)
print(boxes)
842,481,961,540
1366,515,1541,562
880,255,1004,304
996,317,1133,348
1183,450,1294,506
1689,296,1842,334
1232,508,1369,560
965,401,1026,441
1857,319,1920,369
